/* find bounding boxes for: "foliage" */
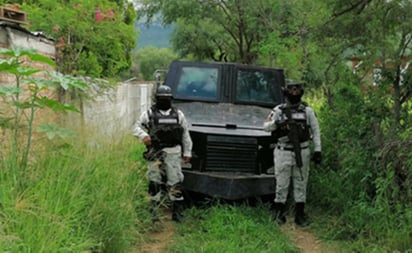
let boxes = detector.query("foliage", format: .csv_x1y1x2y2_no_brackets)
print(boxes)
0,47,86,187
0,133,149,252
134,46,177,80
21,0,137,78
308,80,412,251
170,203,299,253
138,0,271,64
258,0,327,81
319,0,412,128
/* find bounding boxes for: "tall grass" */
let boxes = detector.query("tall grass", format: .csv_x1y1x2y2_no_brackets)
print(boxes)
0,132,150,252
168,203,299,253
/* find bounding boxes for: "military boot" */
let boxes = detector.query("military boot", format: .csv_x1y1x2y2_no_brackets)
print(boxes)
149,200,160,223
272,202,286,225
295,202,309,227
172,200,185,222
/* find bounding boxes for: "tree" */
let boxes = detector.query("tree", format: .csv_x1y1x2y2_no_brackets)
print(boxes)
138,0,271,64
21,0,137,78
257,0,330,81
134,46,176,80
322,0,412,129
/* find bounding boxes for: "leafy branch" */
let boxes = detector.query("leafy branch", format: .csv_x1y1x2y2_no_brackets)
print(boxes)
0,47,86,188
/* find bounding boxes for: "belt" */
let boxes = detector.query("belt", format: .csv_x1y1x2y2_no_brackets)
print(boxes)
277,145,308,151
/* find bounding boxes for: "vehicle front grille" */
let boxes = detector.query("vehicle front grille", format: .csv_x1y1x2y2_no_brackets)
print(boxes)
205,135,257,172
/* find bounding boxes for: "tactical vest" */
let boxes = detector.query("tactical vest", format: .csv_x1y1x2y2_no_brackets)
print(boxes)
148,107,184,148
276,103,311,142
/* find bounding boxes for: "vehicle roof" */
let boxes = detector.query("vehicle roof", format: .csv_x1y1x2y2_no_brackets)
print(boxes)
164,60,285,107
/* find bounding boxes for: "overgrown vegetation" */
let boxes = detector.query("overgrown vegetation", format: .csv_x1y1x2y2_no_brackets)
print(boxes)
170,204,298,253
9,0,137,79
0,48,86,188
0,131,150,251
0,0,411,252
0,48,147,251
308,79,412,251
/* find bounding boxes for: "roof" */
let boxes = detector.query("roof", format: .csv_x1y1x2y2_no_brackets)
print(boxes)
0,21,55,41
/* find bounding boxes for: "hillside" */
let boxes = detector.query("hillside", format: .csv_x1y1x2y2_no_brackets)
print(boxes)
136,22,173,49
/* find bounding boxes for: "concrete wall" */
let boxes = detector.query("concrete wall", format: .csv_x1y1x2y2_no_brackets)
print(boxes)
0,22,56,58
77,82,154,138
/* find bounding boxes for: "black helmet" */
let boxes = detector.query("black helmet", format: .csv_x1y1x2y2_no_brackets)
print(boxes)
155,85,173,110
284,82,304,95
156,85,173,98
284,82,304,104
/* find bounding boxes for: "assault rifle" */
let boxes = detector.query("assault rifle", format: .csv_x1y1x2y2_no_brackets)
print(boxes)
283,102,303,180
143,135,165,162
143,144,165,162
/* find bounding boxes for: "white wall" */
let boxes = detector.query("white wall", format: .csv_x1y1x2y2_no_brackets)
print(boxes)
78,82,154,138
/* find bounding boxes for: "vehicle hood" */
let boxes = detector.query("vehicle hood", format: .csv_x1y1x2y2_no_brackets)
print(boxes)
174,102,273,137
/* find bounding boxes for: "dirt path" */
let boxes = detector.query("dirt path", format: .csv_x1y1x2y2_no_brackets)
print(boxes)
136,212,335,253
280,218,336,253
137,210,175,253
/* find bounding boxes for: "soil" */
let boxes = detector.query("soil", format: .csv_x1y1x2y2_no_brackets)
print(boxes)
137,211,336,253
280,217,336,253
136,209,176,253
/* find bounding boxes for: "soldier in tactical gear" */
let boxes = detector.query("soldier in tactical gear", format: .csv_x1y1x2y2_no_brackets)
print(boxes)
133,85,193,222
263,82,322,227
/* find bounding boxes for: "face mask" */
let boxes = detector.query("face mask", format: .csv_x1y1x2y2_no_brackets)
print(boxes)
286,93,302,104
156,98,171,110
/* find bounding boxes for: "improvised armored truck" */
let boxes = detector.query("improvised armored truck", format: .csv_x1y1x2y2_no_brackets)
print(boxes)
163,60,285,200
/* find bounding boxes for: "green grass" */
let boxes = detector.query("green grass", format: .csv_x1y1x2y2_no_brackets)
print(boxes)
0,133,150,252
168,204,299,253
1,129,411,252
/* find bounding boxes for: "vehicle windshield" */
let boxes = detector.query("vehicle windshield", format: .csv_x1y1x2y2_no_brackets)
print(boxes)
175,66,219,99
236,69,279,104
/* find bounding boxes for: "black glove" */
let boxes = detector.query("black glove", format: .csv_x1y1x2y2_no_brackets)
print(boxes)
311,151,322,165
275,119,288,130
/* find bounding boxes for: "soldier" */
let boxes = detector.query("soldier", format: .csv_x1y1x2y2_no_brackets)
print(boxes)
263,82,321,226
133,85,192,222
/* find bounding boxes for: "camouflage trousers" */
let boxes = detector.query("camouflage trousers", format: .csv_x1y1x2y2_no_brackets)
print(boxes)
147,151,184,202
273,147,311,203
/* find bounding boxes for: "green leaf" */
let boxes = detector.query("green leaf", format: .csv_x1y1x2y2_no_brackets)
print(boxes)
0,48,16,57
47,71,87,91
0,116,14,129
0,86,24,96
0,59,19,72
7,66,40,76
22,78,56,90
37,123,76,140
35,97,80,113
9,101,38,109
27,53,57,67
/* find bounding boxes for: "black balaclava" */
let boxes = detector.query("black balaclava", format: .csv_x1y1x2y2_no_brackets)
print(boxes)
286,92,302,104
285,85,303,105
156,97,172,110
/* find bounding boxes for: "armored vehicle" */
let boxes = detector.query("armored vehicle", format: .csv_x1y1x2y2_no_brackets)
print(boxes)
163,60,285,200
